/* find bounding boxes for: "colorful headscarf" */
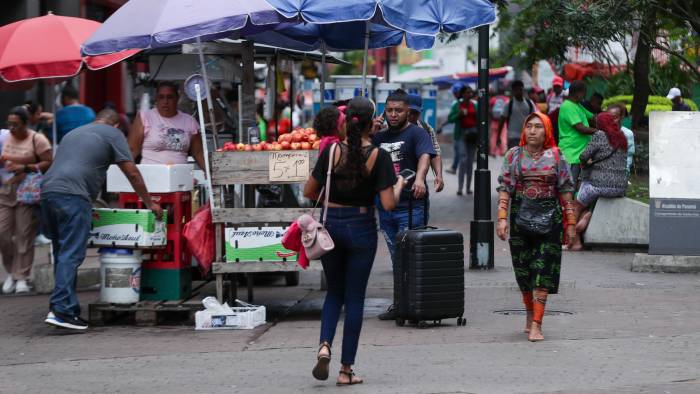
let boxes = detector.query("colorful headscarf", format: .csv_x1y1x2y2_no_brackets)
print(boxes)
596,112,627,151
519,112,557,149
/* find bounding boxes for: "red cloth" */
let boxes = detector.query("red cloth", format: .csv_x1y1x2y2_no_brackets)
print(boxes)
281,221,309,269
519,112,557,149
183,205,215,275
459,100,477,128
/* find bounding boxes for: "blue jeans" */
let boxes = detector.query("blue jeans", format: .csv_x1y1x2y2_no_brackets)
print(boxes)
41,193,92,316
451,137,461,171
377,203,425,271
320,207,377,366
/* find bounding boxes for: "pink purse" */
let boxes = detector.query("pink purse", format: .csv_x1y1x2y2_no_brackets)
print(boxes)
297,144,337,260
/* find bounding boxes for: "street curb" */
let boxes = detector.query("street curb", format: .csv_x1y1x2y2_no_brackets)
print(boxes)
631,253,700,273
33,263,101,294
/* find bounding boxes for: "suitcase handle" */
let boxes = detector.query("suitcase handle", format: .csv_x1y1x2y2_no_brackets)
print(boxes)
407,194,429,230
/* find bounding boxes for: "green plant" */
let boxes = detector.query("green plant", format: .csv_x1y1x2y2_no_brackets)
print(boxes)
603,95,698,114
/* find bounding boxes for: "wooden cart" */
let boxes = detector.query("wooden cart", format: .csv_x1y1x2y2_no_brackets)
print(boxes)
210,149,321,303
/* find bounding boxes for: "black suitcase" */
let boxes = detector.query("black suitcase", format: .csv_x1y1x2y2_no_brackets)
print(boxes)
394,197,466,328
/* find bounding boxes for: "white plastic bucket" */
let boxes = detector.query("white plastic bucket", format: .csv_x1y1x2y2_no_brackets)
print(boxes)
99,248,142,303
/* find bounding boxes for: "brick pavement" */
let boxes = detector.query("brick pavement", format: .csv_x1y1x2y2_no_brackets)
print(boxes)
1,155,699,393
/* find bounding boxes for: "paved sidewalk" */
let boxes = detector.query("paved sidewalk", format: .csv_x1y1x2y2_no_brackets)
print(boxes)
1,155,699,393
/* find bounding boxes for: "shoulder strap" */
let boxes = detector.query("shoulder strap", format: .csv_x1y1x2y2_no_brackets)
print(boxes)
527,99,534,113
321,143,336,224
31,132,40,162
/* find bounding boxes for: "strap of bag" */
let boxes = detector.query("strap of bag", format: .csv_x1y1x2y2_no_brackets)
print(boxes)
321,143,336,225
311,143,337,224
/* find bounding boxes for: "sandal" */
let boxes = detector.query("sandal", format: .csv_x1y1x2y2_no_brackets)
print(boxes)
312,342,331,381
337,369,363,386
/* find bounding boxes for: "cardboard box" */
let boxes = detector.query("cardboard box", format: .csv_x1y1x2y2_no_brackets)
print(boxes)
89,209,167,248
106,164,194,193
225,226,297,262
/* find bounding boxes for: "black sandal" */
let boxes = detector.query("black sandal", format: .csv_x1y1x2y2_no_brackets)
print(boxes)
337,369,363,386
312,342,331,381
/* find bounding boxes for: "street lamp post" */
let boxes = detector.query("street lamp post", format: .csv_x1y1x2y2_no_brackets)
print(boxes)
469,23,494,270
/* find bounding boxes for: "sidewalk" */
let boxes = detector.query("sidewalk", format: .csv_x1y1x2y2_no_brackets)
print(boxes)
1,155,699,393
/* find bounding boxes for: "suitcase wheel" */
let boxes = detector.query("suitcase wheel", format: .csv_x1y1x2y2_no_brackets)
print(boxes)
395,318,405,327
417,321,429,329
457,317,467,326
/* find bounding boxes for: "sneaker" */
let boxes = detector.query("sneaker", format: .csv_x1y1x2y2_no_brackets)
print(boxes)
2,276,15,294
45,310,88,330
34,234,52,246
14,280,30,293
378,304,397,321
446,168,457,175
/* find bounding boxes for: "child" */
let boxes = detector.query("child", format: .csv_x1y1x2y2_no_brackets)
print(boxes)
315,106,345,152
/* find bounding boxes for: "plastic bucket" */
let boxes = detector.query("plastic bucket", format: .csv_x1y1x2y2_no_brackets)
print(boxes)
99,248,142,303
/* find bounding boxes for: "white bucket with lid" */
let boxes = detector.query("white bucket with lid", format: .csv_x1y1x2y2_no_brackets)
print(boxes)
99,248,142,303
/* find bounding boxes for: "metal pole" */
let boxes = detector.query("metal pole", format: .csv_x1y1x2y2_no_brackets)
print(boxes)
196,37,219,149
320,41,326,107
385,47,391,82
469,24,494,270
194,83,215,212
361,21,370,96
51,84,58,156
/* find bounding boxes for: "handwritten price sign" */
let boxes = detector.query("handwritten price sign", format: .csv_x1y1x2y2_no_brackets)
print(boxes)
268,151,310,182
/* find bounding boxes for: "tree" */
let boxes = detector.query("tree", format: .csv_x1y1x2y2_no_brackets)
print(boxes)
497,0,699,128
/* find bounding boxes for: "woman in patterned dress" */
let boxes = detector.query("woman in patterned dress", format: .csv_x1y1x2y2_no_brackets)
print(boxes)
496,112,577,342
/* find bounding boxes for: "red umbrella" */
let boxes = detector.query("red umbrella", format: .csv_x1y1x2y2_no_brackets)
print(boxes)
0,13,138,83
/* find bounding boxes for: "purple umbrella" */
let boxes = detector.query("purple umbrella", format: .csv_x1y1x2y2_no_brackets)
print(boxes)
82,0,292,55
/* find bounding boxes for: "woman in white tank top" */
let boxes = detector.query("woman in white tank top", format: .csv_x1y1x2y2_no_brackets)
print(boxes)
128,81,205,169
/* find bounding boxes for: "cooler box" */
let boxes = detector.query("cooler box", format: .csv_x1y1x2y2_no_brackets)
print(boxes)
89,208,168,248
106,164,194,193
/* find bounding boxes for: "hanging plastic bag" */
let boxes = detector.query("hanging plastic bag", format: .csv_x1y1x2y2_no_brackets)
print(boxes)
183,205,215,275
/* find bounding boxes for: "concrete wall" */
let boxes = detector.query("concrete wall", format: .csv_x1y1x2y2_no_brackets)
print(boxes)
586,197,649,247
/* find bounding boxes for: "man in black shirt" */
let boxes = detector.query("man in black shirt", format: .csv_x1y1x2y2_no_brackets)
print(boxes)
373,89,436,320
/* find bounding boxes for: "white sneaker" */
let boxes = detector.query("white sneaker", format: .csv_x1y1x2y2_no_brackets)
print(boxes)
34,234,52,246
2,276,15,294
14,280,30,293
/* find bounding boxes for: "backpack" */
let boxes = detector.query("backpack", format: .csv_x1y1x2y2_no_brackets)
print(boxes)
506,98,535,123
491,97,507,119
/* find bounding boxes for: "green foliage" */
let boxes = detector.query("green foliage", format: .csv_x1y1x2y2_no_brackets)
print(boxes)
585,57,699,104
602,95,698,114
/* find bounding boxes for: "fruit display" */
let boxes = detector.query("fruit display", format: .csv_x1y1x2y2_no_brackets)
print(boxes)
218,128,320,152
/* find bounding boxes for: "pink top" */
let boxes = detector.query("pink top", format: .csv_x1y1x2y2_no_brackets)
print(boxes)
140,109,199,165
318,136,340,153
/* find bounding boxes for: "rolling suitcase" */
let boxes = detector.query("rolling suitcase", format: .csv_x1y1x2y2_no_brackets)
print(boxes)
394,197,466,328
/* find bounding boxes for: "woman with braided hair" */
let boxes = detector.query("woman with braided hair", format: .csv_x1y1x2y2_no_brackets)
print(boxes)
496,112,576,342
304,96,406,385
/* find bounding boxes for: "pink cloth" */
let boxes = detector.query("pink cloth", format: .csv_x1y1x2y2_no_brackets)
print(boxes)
140,108,199,164
318,136,340,153
281,221,309,269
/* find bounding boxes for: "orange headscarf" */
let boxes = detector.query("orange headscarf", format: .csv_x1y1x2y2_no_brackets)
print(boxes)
519,112,557,149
